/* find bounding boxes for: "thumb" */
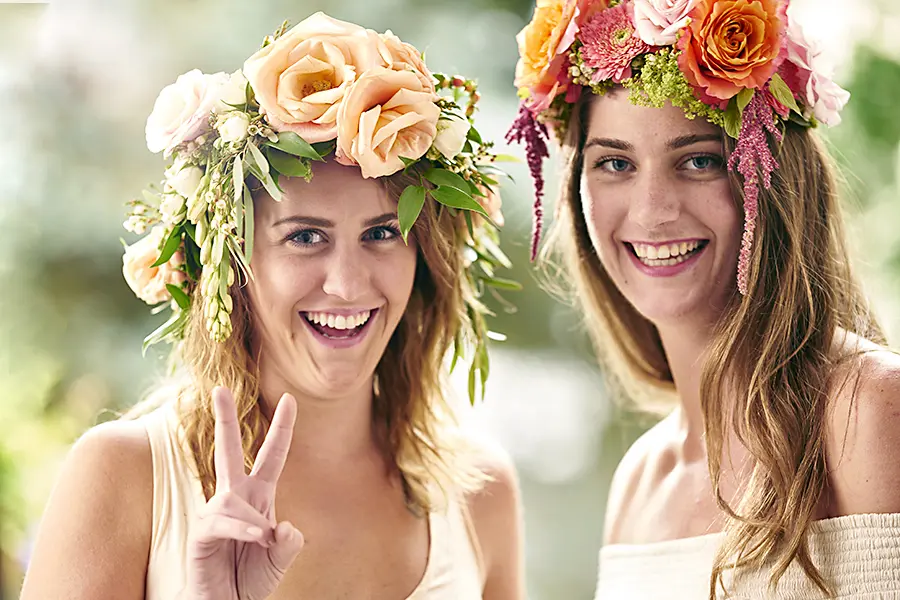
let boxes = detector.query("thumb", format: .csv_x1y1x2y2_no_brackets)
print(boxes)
267,520,305,575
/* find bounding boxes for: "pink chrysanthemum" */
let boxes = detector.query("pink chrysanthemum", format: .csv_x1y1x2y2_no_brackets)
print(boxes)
581,3,653,83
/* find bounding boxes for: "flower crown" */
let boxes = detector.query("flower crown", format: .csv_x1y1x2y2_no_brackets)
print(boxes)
507,0,849,294
122,13,517,401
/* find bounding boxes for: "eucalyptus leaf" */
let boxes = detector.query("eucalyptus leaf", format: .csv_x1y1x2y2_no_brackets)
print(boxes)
724,98,742,139
398,185,426,243
151,226,182,268
467,127,483,145
737,88,754,113
267,147,312,178
399,156,417,168
142,190,162,204
481,275,523,291
166,284,191,310
311,140,336,158
243,182,255,264
142,309,188,355
232,153,243,205
269,131,325,161
769,72,802,114
429,186,488,216
491,154,521,163
423,168,469,192
247,142,269,175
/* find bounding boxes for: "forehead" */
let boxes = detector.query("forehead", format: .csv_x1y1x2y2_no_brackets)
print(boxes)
257,161,394,221
584,90,721,149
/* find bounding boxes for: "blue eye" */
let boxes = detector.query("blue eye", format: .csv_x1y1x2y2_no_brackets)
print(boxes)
683,155,723,171
288,229,325,246
364,225,400,242
603,158,632,172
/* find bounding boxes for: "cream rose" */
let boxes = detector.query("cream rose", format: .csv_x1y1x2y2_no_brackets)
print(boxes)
218,70,249,111
122,226,186,305
145,69,229,156
433,118,470,160
242,12,388,143
633,0,700,46
164,158,204,200
218,112,251,143
336,67,440,178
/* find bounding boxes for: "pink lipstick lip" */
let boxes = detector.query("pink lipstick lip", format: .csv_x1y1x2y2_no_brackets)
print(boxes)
300,308,379,349
625,241,707,278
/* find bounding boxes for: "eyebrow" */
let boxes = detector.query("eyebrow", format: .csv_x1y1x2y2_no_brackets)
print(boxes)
272,212,398,228
584,133,723,152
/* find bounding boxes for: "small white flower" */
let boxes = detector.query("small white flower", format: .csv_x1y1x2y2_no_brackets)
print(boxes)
165,158,204,200
218,112,251,143
433,118,470,160
217,70,249,112
159,194,186,225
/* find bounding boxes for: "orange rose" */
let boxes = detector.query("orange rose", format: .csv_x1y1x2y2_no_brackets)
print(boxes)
243,13,387,142
515,0,607,110
677,0,786,101
336,67,440,178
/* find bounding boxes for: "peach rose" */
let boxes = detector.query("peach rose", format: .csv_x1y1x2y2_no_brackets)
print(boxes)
122,226,186,305
336,66,440,179
378,31,434,92
677,0,787,101
514,0,607,111
243,12,388,143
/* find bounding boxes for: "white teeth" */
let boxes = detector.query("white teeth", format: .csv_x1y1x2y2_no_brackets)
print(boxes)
631,240,703,267
304,310,372,330
633,241,701,260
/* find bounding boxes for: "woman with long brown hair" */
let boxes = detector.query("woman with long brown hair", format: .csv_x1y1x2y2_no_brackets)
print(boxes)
510,0,900,597
22,13,523,600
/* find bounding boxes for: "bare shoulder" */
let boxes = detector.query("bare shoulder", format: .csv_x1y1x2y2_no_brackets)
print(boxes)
603,413,672,544
20,417,154,600
826,338,900,515
463,438,524,600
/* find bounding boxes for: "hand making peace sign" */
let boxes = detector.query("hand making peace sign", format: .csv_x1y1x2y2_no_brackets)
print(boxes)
185,386,305,600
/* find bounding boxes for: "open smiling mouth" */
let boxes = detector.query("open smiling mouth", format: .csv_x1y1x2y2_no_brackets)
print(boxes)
626,240,709,267
301,308,378,341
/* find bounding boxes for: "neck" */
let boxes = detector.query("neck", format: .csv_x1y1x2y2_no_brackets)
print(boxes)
656,315,718,453
257,368,381,469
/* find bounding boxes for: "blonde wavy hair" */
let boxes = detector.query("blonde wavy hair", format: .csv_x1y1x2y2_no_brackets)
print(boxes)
543,93,885,598
129,164,487,513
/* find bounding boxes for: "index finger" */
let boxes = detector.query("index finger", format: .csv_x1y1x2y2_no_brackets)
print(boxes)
212,386,246,490
250,393,297,484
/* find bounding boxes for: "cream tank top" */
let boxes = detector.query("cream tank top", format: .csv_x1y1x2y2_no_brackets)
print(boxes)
595,514,900,599
141,402,484,600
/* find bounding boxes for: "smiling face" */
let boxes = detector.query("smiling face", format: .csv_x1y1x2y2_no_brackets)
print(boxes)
579,90,742,327
247,160,417,400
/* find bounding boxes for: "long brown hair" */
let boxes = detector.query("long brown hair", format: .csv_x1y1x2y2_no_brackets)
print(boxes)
544,92,885,597
138,163,486,513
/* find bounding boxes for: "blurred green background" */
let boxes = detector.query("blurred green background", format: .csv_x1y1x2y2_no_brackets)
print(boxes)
1,0,898,598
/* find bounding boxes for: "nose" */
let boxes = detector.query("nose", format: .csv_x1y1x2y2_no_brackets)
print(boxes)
628,167,681,232
321,245,370,302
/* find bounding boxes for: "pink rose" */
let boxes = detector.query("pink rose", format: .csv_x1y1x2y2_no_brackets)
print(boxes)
243,12,388,143
336,66,439,179
122,226,186,305
633,0,700,46
145,69,229,156
782,20,849,127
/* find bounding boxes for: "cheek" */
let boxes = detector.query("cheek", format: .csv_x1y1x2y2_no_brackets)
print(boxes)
580,178,625,260
249,255,319,315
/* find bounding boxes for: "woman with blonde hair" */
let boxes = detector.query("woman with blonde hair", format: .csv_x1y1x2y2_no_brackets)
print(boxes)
510,0,900,598
22,13,522,600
